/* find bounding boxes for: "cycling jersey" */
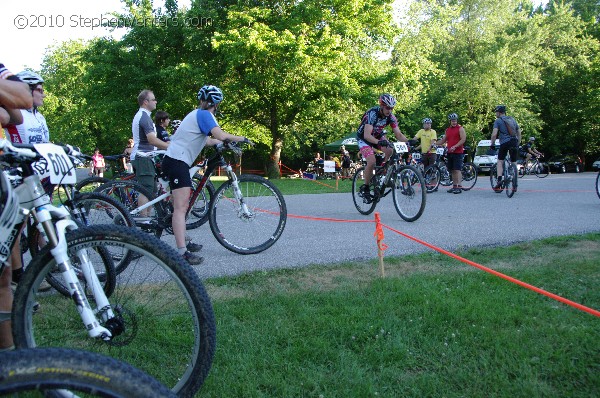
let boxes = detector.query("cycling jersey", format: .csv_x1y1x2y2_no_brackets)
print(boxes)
131,108,156,160
356,106,398,145
4,109,49,144
165,109,218,166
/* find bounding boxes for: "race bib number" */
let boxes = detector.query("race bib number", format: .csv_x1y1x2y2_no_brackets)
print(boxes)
33,144,76,184
393,142,408,153
436,147,445,155
412,152,422,160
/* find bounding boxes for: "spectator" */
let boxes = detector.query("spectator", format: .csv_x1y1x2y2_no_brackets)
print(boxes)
412,117,437,168
314,152,324,176
154,110,171,142
130,89,169,214
90,148,106,177
122,138,134,173
341,145,352,178
436,113,466,194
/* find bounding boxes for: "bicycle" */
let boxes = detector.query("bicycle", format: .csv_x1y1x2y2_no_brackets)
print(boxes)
518,155,549,178
428,146,478,191
408,147,440,193
490,155,518,198
0,348,176,397
96,141,287,254
0,140,217,396
351,142,426,222
596,170,600,199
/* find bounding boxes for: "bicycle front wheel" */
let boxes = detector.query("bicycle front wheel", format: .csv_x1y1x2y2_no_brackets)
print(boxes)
423,165,440,192
596,171,600,199
0,348,176,398
12,225,216,397
352,166,377,215
392,165,426,222
75,176,110,193
209,174,287,254
534,161,549,178
460,162,478,191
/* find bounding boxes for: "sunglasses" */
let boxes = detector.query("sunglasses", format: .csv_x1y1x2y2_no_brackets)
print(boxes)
383,105,394,111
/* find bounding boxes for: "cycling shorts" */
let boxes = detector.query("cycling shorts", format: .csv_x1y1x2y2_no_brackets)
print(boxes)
498,139,518,162
161,156,192,190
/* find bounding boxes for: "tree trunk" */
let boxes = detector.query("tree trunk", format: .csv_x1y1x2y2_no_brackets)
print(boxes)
266,136,283,179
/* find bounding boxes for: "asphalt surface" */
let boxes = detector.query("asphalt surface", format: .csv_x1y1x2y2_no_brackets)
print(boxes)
167,172,600,279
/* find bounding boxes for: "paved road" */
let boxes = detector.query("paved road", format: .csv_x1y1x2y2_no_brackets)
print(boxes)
169,172,600,279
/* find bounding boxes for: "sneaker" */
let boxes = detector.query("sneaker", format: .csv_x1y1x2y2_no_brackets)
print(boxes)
183,251,204,265
447,187,457,193
359,184,373,203
453,188,462,194
186,242,203,252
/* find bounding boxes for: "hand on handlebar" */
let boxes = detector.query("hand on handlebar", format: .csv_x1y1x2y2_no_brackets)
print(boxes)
378,139,391,148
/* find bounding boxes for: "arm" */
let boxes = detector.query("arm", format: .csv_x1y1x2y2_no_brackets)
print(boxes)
449,127,466,152
209,126,247,143
490,127,499,148
362,124,379,145
147,132,169,150
0,79,33,110
392,126,408,142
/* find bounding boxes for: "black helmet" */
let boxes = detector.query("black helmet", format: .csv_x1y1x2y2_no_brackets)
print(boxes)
494,105,506,113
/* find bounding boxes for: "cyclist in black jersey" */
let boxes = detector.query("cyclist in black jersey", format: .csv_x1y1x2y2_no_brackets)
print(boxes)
356,94,408,200
520,137,543,163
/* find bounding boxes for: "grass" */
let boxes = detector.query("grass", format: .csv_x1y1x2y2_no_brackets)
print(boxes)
196,233,600,397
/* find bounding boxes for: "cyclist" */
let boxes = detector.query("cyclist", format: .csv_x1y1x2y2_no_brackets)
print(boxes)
412,117,438,167
490,105,521,191
519,136,543,164
356,93,409,201
161,85,250,265
435,113,466,194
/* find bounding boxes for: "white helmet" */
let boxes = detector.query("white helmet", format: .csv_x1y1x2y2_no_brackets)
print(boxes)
379,93,396,108
16,70,44,88
197,85,224,106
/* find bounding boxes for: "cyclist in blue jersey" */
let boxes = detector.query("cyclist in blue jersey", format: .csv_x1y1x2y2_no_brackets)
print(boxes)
356,94,408,200
162,85,250,265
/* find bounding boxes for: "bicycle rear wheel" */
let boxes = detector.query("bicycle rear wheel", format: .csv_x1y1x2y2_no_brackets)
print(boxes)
12,225,216,397
460,162,478,191
352,166,377,215
95,180,166,238
0,348,176,398
505,163,517,198
534,161,549,178
423,165,440,192
209,174,287,254
490,167,502,193
392,165,426,222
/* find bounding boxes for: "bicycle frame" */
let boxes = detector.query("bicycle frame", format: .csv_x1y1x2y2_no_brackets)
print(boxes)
1,141,114,340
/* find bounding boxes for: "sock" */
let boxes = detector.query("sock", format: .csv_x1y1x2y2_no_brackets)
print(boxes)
12,267,23,284
178,247,186,255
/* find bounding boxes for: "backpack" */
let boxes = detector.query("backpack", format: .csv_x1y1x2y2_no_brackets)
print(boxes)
500,116,518,137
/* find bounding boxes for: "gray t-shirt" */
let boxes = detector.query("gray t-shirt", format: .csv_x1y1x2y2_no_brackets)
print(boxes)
131,108,156,160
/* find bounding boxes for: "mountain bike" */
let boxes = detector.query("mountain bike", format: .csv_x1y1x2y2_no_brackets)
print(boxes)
352,142,426,222
490,156,518,198
0,140,216,396
408,147,440,193
0,348,176,397
96,141,287,254
429,146,478,191
518,155,549,178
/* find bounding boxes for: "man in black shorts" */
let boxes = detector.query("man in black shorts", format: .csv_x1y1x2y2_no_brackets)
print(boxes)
490,105,521,191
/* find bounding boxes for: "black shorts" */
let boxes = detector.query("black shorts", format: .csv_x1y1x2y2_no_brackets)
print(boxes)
498,139,518,162
161,156,192,190
446,153,464,171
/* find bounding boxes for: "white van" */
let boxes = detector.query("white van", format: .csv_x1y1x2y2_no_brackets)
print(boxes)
473,139,500,174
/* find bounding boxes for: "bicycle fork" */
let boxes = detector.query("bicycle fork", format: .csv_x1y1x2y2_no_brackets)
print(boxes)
224,166,253,219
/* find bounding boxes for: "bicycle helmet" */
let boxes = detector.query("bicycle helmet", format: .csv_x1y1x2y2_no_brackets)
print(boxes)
529,136,535,141
494,105,506,113
379,93,396,108
422,117,432,124
171,119,182,130
197,85,224,106
16,70,44,88
448,113,458,120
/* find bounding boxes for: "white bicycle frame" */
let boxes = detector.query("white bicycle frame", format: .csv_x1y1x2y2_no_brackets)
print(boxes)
2,140,114,340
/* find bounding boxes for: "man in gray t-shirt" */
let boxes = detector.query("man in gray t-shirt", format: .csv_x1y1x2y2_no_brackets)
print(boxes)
490,104,521,191
131,89,169,211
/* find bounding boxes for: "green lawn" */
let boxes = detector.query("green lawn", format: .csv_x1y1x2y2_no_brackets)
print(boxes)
197,233,600,397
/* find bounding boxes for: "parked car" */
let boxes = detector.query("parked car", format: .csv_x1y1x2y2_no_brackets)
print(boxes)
592,157,600,171
548,153,583,173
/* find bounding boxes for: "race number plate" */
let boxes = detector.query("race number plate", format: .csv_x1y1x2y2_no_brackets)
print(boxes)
436,147,445,155
394,142,408,153
33,143,76,184
412,152,422,160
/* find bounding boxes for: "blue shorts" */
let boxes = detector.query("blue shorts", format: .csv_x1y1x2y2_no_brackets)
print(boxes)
446,153,464,171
